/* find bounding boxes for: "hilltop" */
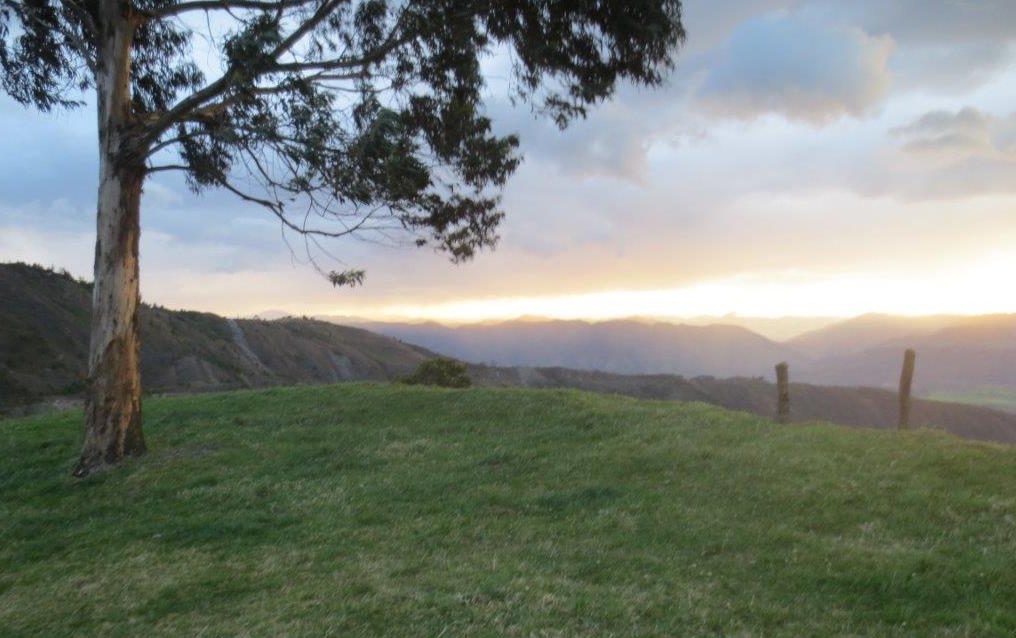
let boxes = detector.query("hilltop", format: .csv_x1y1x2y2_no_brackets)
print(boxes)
3,384,1015,636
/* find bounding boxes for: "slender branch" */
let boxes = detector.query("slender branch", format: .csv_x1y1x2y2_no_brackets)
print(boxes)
145,163,191,173
268,0,345,59
272,14,412,74
58,0,98,36
138,0,346,146
145,0,315,20
220,177,368,238
3,0,98,72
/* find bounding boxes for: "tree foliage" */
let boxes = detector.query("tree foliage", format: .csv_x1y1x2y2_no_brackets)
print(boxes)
1,0,684,276
401,357,471,388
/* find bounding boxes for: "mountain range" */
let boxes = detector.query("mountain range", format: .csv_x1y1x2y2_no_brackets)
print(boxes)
4,262,1016,441
346,313,1016,398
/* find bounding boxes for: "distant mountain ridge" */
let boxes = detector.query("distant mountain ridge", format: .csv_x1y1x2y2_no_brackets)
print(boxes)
6,262,1016,441
348,313,1016,404
788,313,961,359
349,318,807,378
796,314,1016,395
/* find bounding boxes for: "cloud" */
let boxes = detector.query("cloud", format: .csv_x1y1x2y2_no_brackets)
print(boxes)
4,1,1016,319
832,0,1016,94
698,11,894,123
889,41,1013,93
837,0,1016,46
143,181,184,207
488,0,1015,181
867,107,1016,199
892,107,1016,160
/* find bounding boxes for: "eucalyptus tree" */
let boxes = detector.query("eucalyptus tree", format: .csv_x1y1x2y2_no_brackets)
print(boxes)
1,0,685,476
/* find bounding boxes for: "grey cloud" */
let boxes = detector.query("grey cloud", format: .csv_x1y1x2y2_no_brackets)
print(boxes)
821,107,1016,200
679,0,802,55
697,11,894,123
892,107,1016,160
890,40,1013,93
835,0,1016,46
831,0,1016,94
487,1,1015,180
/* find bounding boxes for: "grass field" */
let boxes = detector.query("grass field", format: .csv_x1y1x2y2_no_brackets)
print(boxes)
928,387,1016,414
2,384,1016,637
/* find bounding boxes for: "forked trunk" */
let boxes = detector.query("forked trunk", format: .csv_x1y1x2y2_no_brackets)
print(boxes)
74,0,146,477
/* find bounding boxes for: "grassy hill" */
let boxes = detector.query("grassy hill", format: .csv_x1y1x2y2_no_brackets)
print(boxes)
0,263,432,408
2,384,1015,636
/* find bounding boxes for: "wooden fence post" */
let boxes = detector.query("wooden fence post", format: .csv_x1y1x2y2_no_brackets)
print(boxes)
898,348,916,430
775,362,790,424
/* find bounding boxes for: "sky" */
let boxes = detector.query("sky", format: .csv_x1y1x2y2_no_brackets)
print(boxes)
2,0,1015,323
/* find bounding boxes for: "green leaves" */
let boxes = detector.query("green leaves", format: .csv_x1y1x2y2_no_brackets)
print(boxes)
327,269,365,287
0,0,90,110
2,0,685,280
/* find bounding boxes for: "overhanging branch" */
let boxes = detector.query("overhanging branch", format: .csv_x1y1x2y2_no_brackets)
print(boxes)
145,0,316,21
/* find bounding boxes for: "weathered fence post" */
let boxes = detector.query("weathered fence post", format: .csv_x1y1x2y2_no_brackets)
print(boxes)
898,348,916,430
775,362,790,424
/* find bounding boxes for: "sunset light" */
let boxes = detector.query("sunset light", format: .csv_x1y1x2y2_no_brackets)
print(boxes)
373,250,1016,322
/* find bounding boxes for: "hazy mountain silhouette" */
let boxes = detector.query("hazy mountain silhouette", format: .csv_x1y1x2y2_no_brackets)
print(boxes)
801,315,1016,394
789,313,961,359
352,318,804,378
349,314,1016,405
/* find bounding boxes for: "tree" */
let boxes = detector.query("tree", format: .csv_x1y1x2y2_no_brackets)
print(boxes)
1,0,685,476
401,357,471,388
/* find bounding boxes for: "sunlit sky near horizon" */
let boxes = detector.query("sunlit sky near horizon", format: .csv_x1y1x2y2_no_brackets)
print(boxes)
2,0,1015,323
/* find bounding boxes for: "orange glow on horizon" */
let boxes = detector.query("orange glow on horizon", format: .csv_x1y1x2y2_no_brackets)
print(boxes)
346,251,1016,323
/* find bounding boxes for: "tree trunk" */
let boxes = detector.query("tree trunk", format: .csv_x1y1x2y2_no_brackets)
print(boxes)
74,0,146,477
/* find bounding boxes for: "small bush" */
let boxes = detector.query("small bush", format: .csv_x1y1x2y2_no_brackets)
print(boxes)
401,358,471,388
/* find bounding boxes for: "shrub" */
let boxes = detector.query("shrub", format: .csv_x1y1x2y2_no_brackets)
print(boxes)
401,358,471,389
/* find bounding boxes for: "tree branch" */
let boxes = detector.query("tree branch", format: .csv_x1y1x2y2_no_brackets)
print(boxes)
145,0,315,21
58,0,98,36
145,163,191,173
137,0,348,147
219,176,370,238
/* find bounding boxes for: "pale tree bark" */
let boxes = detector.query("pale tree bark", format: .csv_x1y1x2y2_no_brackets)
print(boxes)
74,0,146,477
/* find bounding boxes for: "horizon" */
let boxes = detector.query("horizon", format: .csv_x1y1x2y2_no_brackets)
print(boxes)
11,258,1016,343
3,1,1015,323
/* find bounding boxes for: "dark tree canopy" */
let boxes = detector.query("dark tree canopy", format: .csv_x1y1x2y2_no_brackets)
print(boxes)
2,0,684,278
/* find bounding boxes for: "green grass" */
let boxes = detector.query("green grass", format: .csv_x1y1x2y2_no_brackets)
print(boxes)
2,384,1016,637
928,387,1016,414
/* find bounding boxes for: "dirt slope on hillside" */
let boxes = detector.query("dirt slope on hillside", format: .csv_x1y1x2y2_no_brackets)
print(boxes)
0,263,431,408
